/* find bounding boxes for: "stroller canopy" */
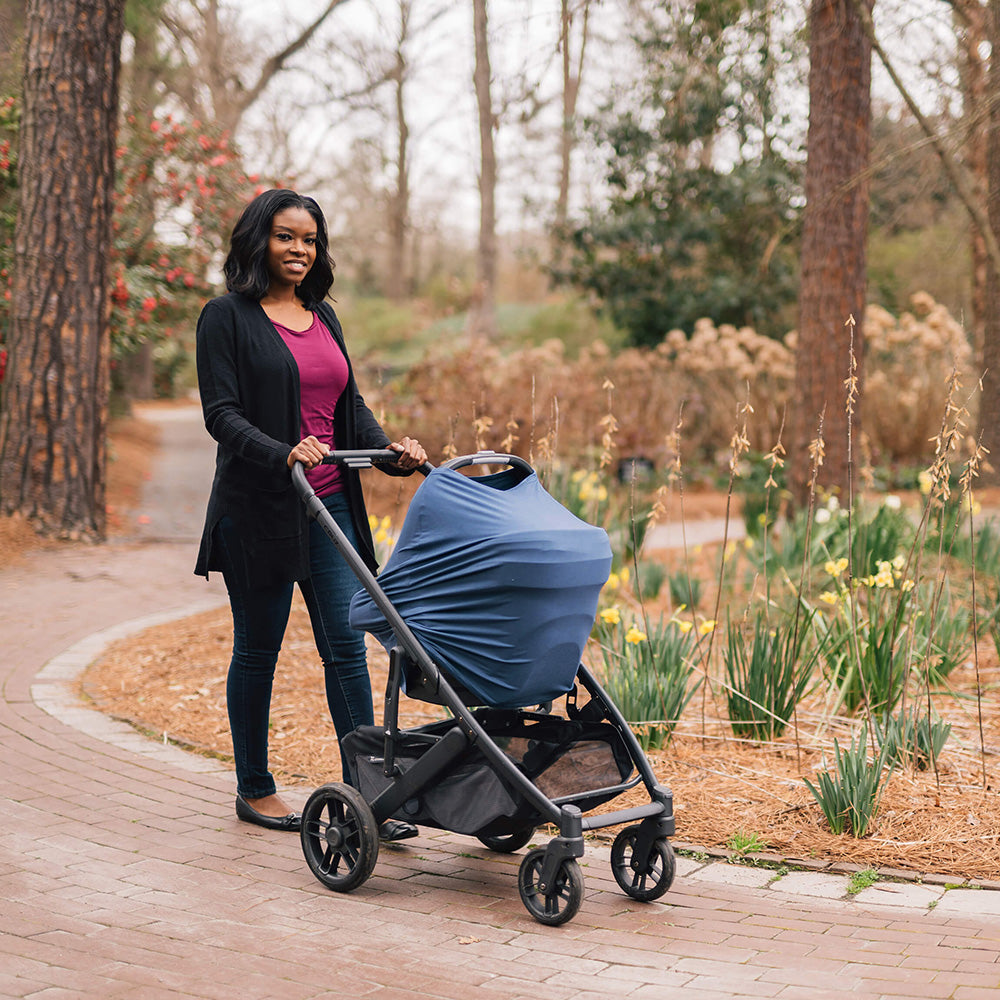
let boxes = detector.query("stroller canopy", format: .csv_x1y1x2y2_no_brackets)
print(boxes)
349,465,612,708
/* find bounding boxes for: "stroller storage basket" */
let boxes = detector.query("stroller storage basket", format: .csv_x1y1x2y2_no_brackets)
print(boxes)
343,710,634,838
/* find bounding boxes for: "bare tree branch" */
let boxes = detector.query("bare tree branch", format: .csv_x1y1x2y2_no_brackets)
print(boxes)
236,0,351,117
850,0,1000,274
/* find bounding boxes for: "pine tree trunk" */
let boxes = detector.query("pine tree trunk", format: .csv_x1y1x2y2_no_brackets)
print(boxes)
955,0,988,368
981,0,1000,483
0,0,126,538
790,0,872,505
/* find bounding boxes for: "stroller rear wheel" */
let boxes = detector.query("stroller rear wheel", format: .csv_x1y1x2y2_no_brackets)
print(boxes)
610,825,675,901
517,848,583,925
300,783,379,892
477,826,535,854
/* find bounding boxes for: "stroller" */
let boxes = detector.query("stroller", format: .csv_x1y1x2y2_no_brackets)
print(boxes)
292,450,676,926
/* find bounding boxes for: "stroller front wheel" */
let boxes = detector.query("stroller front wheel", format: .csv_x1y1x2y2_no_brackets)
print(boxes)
300,783,379,892
610,825,676,901
518,849,583,926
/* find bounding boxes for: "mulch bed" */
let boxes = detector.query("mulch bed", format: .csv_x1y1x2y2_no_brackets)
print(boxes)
81,598,1000,882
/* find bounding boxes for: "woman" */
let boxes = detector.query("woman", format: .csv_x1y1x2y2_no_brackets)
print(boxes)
195,188,426,839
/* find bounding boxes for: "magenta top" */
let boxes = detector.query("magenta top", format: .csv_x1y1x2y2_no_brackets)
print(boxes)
272,311,349,497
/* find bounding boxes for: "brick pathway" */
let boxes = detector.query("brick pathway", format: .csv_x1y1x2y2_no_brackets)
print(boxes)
1,405,998,999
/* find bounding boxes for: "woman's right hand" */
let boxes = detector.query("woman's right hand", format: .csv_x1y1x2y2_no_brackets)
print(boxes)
287,435,330,470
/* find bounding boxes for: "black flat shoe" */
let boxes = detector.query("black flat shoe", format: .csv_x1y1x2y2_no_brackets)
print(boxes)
379,819,418,842
235,794,301,832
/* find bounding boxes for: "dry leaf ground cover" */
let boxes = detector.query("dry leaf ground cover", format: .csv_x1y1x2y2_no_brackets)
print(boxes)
5,409,999,881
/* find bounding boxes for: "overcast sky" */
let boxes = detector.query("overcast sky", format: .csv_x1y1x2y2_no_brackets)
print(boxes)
231,0,959,242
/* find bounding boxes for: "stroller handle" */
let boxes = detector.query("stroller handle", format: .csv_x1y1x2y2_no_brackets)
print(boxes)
291,449,432,502
439,450,533,474
318,448,434,476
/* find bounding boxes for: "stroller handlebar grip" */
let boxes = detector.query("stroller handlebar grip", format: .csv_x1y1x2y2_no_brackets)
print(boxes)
291,449,432,501
319,448,433,475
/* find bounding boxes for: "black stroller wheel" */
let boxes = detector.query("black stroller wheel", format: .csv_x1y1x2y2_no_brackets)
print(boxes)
477,826,535,854
300,783,379,892
610,825,676,901
517,848,583,925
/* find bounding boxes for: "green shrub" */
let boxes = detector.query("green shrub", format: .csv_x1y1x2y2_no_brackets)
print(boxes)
594,614,701,750
876,708,950,771
667,569,702,611
723,610,818,741
817,587,912,718
634,559,666,601
804,732,894,837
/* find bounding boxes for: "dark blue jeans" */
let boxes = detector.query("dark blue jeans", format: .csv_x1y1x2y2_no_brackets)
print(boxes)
215,492,373,798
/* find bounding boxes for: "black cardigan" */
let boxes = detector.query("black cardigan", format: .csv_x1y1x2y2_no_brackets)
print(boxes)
194,292,406,587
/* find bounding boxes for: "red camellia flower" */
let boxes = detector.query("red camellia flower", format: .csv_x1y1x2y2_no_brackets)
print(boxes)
141,296,157,312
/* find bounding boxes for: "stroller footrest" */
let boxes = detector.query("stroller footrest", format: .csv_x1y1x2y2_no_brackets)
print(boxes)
580,800,673,835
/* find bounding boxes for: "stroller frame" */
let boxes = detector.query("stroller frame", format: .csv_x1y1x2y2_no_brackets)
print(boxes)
293,450,676,925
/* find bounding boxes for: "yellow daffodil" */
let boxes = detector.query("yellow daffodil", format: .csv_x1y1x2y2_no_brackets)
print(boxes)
625,626,647,645
819,591,838,605
600,607,621,625
824,557,848,577
675,620,693,634
619,566,630,583
901,578,915,593
698,619,716,636
604,571,621,591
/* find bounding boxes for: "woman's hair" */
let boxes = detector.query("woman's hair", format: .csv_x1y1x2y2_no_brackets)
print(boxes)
223,188,335,304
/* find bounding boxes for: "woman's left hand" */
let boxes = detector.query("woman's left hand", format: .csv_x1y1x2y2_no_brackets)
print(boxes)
389,436,427,469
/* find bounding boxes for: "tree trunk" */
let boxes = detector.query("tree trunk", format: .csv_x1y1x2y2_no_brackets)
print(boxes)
981,0,1000,481
386,3,410,303
790,0,872,504
0,0,126,538
553,0,589,263
469,0,497,340
955,0,988,368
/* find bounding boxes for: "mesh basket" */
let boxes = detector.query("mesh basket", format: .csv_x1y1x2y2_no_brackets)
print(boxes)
343,710,634,837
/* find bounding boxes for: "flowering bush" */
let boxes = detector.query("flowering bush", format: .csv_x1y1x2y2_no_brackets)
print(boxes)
109,111,265,397
591,611,702,750
371,296,974,479
1,96,267,401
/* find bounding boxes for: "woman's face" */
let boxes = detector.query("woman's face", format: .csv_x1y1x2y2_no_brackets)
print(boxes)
265,206,318,291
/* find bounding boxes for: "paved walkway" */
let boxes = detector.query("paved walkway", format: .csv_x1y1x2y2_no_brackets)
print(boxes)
1,405,999,999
